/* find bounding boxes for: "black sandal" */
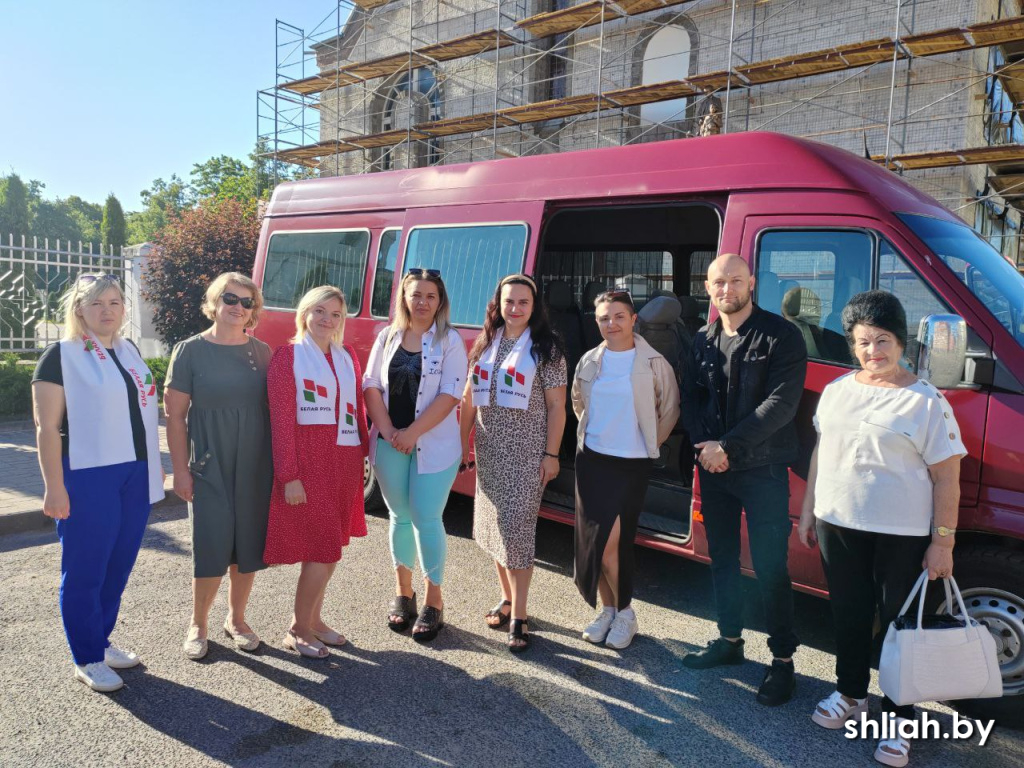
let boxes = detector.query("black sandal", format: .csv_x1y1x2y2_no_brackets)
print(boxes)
412,605,444,643
485,599,512,630
387,593,418,633
508,618,531,653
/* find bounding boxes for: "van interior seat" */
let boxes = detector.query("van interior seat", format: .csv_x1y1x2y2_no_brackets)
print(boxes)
678,294,704,337
637,295,689,386
758,270,783,315
781,286,824,359
545,278,584,378
581,280,607,351
821,276,863,363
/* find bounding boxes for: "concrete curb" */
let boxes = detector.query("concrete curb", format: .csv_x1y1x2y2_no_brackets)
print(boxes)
0,482,182,537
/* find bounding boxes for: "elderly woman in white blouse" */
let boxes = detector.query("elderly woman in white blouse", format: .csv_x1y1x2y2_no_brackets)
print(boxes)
798,290,966,768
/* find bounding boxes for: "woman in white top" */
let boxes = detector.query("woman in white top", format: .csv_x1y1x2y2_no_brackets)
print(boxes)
32,274,164,693
797,290,966,768
571,290,680,650
363,268,468,642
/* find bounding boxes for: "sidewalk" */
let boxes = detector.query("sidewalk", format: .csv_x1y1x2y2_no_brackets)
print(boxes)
0,421,179,536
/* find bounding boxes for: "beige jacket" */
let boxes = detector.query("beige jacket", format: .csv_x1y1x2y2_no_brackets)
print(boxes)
571,334,681,459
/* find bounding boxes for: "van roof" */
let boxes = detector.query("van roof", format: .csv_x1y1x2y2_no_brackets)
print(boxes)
264,131,958,223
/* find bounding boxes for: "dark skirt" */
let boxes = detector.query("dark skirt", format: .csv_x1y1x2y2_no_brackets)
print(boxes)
574,446,653,609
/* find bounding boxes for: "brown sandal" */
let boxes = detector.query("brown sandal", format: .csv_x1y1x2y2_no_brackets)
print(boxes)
485,599,512,629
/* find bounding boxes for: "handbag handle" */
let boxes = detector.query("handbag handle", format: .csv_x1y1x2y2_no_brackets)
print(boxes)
904,569,978,641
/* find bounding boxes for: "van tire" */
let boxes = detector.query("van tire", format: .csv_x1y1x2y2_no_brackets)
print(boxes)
364,458,386,514
926,545,1024,727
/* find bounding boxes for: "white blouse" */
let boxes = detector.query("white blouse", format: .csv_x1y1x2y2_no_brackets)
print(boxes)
812,372,967,536
584,348,648,459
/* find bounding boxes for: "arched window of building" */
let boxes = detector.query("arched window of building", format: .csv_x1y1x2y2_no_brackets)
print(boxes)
640,25,691,124
380,67,442,170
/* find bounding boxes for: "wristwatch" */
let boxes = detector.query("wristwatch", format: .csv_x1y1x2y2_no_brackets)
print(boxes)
932,525,957,537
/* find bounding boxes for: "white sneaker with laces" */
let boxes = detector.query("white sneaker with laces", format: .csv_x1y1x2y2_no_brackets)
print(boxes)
104,645,140,669
74,662,124,693
604,608,638,649
582,608,617,643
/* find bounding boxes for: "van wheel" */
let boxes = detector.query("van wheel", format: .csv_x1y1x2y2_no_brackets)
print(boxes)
929,546,1024,727
364,458,385,513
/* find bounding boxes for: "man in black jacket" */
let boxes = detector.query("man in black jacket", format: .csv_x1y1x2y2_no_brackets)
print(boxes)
680,253,808,707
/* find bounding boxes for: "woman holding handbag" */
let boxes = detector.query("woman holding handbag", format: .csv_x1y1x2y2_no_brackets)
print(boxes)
797,291,966,767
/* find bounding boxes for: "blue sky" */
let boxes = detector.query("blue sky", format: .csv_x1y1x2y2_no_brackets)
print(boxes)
0,1,345,211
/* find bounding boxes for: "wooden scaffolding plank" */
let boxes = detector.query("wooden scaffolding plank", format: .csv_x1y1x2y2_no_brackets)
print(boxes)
1001,60,1024,106
416,112,518,137
350,0,394,8
969,16,1024,46
988,173,1024,197
416,29,519,62
345,129,431,149
874,144,1024,170
498,93,613,123
604,80,697,106
516,1,616,38
902,28,971,56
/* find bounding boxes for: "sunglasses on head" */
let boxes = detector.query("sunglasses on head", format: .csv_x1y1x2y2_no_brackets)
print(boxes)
76,273,118,287
407,267,441,277
221,292,255,309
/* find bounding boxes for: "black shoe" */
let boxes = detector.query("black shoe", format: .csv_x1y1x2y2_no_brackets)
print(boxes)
682,637,745,669
756,659,795,706
412,605,444,643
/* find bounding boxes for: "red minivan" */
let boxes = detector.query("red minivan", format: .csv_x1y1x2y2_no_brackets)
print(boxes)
253,132,1024,719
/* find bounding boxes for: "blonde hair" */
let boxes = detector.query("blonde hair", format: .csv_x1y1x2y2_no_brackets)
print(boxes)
201,272,263,329
293,285,348,345
60,274,126,341
390,270,453,343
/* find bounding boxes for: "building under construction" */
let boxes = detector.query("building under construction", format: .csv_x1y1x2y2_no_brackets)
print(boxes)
257,0,1024,265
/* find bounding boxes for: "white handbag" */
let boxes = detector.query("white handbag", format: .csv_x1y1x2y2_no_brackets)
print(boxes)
879,569,1003,706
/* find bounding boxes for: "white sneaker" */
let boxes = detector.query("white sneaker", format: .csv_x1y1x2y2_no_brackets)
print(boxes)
604,609,638,649
582,608,617,643
74,662,124,693
104,645,141,669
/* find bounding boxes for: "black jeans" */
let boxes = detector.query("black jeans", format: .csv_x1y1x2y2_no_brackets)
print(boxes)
816,519,930,719
698,463,799,659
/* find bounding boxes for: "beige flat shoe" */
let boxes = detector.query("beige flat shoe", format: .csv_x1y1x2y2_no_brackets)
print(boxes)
223,623,261,652
183,627,208,660
283,630,328,659
312,628,347,647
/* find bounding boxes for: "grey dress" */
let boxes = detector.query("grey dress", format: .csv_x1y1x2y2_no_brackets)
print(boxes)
167,334,273,578
473,339,566,569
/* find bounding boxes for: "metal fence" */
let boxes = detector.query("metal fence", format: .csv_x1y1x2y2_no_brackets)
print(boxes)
0,234,125,352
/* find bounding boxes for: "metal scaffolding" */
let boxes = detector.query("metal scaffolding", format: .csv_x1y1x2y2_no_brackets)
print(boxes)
256,0,1024,262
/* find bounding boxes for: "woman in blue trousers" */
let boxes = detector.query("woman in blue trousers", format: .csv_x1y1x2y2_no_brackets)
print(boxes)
32,273,164,692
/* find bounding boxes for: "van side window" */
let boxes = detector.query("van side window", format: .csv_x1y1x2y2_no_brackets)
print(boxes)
878,240,950,371
405,224,528,326
756,230,873,364
371,230,401,318
263,231,370,311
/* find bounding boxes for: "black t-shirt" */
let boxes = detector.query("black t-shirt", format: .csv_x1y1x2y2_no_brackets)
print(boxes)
387,346,422,431
715,331,740,418
32,342,149,461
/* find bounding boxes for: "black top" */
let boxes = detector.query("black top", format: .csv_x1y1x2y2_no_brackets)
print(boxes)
682,303,808,471
387,346,421,431
33,342,148,461
715,331,740,418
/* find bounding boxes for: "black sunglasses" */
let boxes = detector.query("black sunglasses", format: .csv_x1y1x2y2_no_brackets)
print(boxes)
407,267,441,277
221,292,255,309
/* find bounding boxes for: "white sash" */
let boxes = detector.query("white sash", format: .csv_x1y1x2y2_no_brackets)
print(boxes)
292,333,360,446
471,327,535,410
60,333,164,504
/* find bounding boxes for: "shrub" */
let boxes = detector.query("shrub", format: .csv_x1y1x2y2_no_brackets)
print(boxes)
0,353,34,418
142,198,261,347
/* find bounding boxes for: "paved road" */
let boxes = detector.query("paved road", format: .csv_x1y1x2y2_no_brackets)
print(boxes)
2,499,1021,768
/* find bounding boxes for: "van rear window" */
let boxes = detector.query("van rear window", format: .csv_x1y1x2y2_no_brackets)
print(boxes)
405,224,528,326
263,230,370,312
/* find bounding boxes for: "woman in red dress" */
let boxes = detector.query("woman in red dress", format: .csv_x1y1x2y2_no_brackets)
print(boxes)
265,285,369,659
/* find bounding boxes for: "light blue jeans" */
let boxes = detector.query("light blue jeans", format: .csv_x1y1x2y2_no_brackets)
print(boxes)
374,438,459,586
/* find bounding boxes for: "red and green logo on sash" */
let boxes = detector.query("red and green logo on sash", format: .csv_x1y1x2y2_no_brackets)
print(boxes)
472,365,489,386
345,402,355,426
504,366,526,388
302,378,329,403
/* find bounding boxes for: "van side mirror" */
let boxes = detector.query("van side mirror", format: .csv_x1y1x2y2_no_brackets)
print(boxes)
916,314,967,390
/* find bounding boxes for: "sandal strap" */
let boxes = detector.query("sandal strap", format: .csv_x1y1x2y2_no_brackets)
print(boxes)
509,618,529,639
415,606,443,627
818,691,862,719
486,600,512,617
389,594,417,617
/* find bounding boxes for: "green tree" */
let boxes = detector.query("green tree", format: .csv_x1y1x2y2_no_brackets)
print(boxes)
141,198,261,346
190,155,253,202
0,174,31,239
101,193,126,254
125,175,190,244
65,196,103,244
32,200,83,243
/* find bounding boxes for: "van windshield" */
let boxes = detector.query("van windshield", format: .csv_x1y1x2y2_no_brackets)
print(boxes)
898,213,1024,346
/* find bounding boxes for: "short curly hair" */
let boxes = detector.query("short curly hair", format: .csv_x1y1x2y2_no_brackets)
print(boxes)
840,290,908,352
201,272,263,329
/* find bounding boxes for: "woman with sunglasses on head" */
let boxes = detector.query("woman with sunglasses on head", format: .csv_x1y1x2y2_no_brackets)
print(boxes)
460,274,567,652
32,274,165,692
363,268,468,642
165,272,274,660
572,291,680,650
264,286,369,658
